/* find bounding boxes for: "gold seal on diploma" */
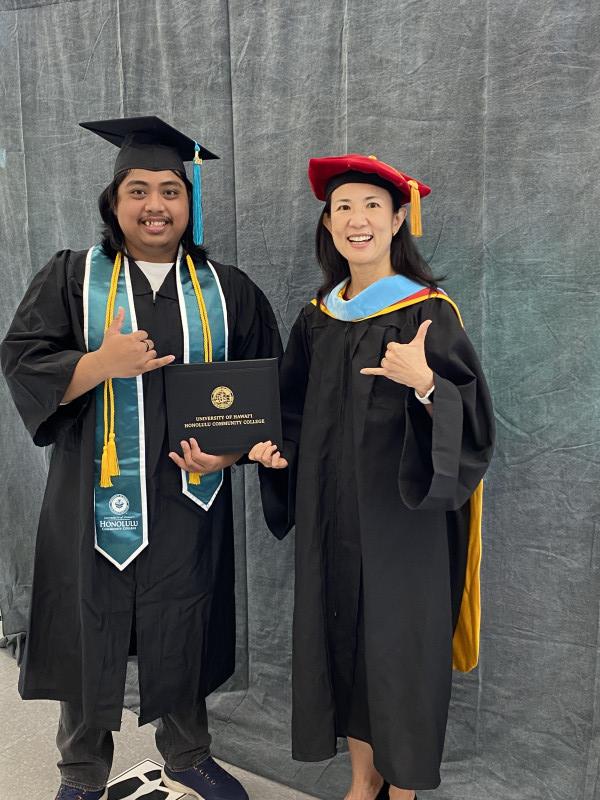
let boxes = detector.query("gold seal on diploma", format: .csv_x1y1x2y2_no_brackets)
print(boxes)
211,386,234,409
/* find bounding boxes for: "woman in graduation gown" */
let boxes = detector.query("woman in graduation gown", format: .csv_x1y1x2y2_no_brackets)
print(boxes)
251,155,495,800
1,117,281,800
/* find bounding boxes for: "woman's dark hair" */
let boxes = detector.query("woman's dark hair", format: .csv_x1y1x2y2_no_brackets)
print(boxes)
315,190,443,303
98,169,208,262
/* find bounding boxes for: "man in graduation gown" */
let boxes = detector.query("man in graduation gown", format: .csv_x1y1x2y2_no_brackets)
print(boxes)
1,117,281,800
252,155,495,797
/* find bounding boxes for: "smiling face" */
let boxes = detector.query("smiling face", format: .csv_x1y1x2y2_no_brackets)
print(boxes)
324,182,406,277
115,169,189,262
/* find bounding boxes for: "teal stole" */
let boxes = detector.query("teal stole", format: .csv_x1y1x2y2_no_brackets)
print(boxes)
84,245,228,570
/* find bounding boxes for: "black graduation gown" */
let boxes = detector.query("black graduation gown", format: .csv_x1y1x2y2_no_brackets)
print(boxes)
259,295,495,790
1,248,282,730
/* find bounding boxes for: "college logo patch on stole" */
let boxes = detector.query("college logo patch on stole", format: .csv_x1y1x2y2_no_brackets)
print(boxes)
84,245,228,570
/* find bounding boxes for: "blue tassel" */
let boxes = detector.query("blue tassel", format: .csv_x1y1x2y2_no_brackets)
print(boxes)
193,143,204,245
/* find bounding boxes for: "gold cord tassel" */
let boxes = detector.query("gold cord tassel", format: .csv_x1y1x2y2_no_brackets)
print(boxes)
407,179,423,237
188,472,202,485
100,445,113,488
107,431,120,476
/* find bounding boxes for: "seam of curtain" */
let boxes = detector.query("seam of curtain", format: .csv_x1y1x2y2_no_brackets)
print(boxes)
474,0,490,771
13,10,33,280
583,519,600,799
235,466,249,690
224,0,239,269
115,0,125,114
341,0,348,152
224,0,245,687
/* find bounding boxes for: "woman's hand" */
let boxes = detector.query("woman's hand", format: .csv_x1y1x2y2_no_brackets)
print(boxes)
360,320,434,396
169,438,242,475
97,307,175,379
248,441,289,469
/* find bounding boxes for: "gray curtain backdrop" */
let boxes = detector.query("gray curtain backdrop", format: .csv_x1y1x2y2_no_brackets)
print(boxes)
1,1,598,798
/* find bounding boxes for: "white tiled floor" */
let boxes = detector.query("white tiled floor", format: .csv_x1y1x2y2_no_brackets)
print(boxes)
0,649,318,800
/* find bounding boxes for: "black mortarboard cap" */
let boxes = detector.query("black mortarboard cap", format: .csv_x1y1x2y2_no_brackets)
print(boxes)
79,115,218,174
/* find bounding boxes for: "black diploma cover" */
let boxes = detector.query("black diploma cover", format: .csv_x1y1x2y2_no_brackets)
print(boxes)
164,358,282,454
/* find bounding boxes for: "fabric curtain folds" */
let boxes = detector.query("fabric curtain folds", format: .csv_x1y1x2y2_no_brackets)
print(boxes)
0,1,598,799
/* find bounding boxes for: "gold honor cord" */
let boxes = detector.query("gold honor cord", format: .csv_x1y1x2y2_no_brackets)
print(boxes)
99,252,122,488
185,255,213,484
186,255,213,362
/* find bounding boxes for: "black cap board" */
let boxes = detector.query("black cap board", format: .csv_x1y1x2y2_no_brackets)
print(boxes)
79,116,219,175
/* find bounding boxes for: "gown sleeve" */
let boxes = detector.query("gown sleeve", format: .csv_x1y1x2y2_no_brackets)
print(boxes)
258,308,311,539
226,269,283,363
0,251,89,447
398,296,495,511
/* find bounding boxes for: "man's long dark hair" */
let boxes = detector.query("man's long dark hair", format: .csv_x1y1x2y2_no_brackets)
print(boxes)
98,169,208,262
315,193,442,303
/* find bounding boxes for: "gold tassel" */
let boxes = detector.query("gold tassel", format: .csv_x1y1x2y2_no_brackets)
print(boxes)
100,445,113,488
407,179,423,237
188,472,202,485
107,432,120,477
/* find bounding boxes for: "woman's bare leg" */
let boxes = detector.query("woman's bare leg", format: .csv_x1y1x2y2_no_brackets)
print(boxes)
344,737,384,800
388,786,415,799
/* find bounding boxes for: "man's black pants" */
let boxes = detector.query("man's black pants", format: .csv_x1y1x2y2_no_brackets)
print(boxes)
56,700,211,791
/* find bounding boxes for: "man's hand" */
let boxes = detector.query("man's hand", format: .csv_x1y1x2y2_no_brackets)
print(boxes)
248,441,289,469
169,438,243,475
61,308,175,404
97,307,175,379
360,319,434,395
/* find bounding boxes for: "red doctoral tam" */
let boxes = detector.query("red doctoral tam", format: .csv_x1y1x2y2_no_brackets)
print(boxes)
308,154,431,236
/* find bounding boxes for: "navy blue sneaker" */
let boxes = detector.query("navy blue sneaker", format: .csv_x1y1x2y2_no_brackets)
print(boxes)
54,786,107,800
162,757,248,800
